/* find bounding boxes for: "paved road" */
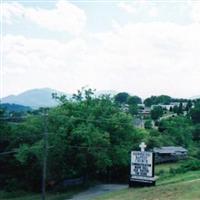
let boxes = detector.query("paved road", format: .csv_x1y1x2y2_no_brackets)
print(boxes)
66,184,127,200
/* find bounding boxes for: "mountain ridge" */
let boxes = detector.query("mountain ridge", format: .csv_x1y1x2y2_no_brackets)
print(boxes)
1,88,68,108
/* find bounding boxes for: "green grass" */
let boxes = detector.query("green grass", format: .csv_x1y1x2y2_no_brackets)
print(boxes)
1,163,200,200
0,190,79,200
95,168,200,200
95,178,200,200
155,162,183,174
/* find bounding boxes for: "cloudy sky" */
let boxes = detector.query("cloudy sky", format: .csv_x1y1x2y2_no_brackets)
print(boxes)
1,0,200,98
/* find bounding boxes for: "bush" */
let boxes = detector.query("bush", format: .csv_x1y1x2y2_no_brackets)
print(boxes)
169,159,200,175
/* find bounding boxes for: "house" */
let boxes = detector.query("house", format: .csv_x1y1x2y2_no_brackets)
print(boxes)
153,146,188,163
138,107,151,118
151,104,172,111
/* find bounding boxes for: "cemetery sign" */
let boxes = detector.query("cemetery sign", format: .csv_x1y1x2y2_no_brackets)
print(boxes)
129,142,156,187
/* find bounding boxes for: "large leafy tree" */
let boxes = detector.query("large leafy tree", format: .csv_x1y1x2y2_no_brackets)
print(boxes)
10,89,140,188
190,102,200,124
150,106,163,121
158,116,193,147
144,95,172,107
114,92,129,104
127,96,142,105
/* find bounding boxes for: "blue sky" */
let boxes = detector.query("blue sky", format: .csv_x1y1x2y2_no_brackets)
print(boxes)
1,0,200,98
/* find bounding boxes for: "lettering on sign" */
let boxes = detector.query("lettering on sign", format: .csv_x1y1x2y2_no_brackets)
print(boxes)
131,151,153,178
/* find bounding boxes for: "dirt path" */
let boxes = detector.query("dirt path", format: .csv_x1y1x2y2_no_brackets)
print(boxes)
66,184,127,200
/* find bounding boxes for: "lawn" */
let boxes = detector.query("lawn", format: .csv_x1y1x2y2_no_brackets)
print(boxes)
95,170,200,200
155,162,183,174
1,163,200,200
0,189,80,200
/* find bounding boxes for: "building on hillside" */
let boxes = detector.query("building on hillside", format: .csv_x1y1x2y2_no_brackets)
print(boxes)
137,103,145,108
151,104,172,111
170,102,188,109
153,146,188,163
120,104,129,112
138,107,151,118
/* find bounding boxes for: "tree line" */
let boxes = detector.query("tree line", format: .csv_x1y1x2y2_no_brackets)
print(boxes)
0,89,200,192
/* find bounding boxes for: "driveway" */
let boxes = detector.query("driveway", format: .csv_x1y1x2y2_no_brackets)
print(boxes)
66,184,127,200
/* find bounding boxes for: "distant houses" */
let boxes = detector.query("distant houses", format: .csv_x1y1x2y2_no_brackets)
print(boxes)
153,146,188,163
120,100,193,129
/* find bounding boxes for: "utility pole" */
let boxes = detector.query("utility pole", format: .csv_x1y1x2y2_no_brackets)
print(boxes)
42,109,48,200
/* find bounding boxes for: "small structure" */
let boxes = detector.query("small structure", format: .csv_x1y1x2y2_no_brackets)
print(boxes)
129,142,157,187
153,146,188,163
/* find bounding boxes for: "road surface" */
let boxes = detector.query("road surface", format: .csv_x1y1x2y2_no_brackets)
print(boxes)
66,184,127,200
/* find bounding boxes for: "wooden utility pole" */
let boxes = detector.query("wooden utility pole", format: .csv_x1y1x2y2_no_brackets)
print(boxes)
42,110,48,200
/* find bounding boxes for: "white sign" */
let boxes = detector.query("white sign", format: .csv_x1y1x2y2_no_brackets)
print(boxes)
131,151,153,178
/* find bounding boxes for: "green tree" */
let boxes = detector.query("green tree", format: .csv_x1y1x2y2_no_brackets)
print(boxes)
158,116,193,147
190,103,200,124
144,120,153,129
127,96,142,105
144,95,171,107
150,106,163,121
186,100,193,112
129,104,139,115
192,124,200,141
114,92,129,104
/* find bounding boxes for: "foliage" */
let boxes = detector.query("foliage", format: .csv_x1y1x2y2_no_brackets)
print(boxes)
144,120,153,129
170,158,200,174
0,89,141,191
192,124,200,141
0,89,200,193
144,95,172,107
114,92,129,104
190,102,200,124
150,106,163,120
127,96,142,105
129,104,139,115
0,103,31,113
158,116,193,147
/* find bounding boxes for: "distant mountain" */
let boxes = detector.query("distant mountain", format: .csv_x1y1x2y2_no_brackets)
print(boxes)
1,88,69,108
0,103,32,112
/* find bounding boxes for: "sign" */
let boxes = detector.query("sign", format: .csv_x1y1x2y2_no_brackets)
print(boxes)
131,151,154,178
129,142,156,187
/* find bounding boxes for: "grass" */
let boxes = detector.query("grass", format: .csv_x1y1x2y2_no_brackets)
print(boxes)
95,178,200,200
95,164,200,200
155,162,183,174
0,189,80,200
1,163,200,200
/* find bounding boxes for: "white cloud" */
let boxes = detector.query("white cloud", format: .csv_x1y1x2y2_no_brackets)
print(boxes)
190,1,200,23
2,21,200,98
148,7,158,17
2,0,87,35
118,2,136,14
2,2,25,24
118,1,159,18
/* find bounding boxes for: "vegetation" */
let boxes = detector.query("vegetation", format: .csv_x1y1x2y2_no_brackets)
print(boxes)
150,106,163,121
0,89,200,198
95,173,200,200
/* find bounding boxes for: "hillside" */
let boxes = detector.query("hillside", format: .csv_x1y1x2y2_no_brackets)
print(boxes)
0,103,32,112
1,88,119,109
95,170,200,200
1,88,68,108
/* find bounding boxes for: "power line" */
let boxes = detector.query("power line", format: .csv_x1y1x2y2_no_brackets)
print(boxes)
0,150,18,155
0,146,54,156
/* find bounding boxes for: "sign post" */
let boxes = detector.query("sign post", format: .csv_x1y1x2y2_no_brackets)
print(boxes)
129,142,156,187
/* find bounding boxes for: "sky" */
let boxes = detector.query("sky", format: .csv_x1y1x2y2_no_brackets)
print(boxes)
1,0,200,98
